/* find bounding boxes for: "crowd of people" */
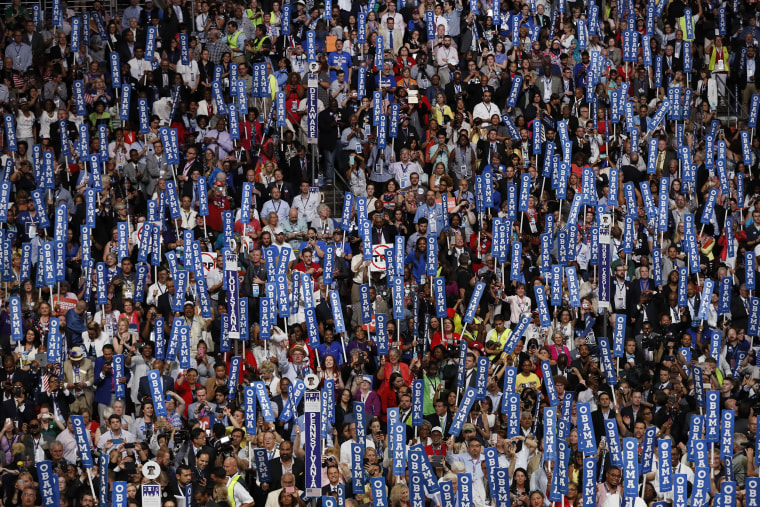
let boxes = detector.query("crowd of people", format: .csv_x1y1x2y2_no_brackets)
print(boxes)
0,0,759,506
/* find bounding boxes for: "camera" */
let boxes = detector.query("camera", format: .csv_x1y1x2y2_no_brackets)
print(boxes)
174,429,189,443
641,334,662,351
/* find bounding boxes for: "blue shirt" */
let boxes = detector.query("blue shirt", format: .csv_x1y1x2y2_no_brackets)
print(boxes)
404,251,427,283
327,51,352,83
414,203,445,237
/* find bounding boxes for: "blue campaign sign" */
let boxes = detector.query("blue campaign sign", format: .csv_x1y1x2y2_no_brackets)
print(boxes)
518,173,531,212
543,406,557,461
598,336,617,385
721,410,735,460
604,419,623,467
507,76,523,108
463,281,486,324
510,242,522,281
622,438,638,497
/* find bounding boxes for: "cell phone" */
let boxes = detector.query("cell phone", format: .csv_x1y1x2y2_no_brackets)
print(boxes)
113,438,123,445
124,443,135,449
285,487,295,494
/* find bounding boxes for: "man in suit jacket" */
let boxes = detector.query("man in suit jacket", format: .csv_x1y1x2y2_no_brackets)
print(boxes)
320,464,343,495
118,30,139,64
444,71,468,106
161,0,190,43
94,345,125,422
0,355,30,403
268,441,305,491
610,262,631,316
424,399,454,437
144,140,170,198
626,265,657,314
377,17,404,55
37,376,75,423
661,45,683,79
137,359,176,403
477,128,508,168
370,212,397,245
153,59,177,97
591,392,617,446
23,20,45,60
618,389,645,434
731,284,752,331
178,145,204,188
0,380,35,425
288,146,314,186
536,65,563,103
560,67,576,104
175,427,216,468
63,346,94,414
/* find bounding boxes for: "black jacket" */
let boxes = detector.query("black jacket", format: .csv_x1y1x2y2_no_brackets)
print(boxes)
269,457,305,490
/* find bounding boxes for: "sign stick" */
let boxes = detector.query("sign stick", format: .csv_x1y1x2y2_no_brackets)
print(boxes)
86,468,97,500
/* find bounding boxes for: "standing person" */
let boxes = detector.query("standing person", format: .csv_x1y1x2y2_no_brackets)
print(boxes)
63,346,94,413
224,457,255,507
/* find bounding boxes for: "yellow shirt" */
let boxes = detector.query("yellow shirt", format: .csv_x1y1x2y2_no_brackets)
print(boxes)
515,372,541,394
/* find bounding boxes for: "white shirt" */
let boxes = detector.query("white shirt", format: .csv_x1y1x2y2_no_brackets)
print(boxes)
261,198,291,224
15,111,35,138
128,57,148,81
435,45,459,68
176,59,200,89
389,160,422,188
146,281,167,306
292,190,320,225
206,267,224,301
472,101,501,127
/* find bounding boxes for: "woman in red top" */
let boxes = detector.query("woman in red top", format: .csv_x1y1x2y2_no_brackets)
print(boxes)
377,372,404,423
205,182,231,232
430,317,460,350
376,348,412,389
469,217,492,273
174,369,203,417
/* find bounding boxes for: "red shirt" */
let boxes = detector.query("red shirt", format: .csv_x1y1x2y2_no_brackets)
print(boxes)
425,443,448,456
293,261,322,282
206,195,230,232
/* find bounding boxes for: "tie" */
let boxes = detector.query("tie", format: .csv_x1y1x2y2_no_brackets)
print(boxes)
389,31,393,51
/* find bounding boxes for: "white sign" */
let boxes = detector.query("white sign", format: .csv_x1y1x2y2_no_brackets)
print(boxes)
202,252,216,277
370,243,392,272
141,483,162,507
599,213,612,244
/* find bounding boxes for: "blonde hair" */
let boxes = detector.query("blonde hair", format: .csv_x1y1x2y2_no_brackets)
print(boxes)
213,484,228,504
259,360,275,375
389,484,409,507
